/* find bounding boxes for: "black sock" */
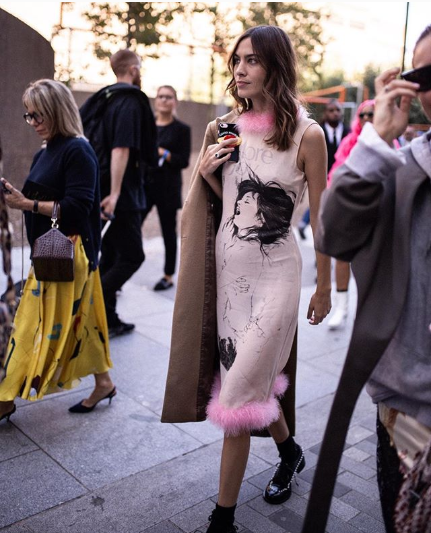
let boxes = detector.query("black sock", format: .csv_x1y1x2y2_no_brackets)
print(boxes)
276,436,297,462
213,503,236,524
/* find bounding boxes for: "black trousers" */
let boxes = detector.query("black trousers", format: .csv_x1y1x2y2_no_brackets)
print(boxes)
376,412,404,533
99,210,145,326
142,199,178,277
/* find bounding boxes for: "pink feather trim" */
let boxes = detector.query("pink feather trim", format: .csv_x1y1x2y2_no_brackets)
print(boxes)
273,373,289,397
236,111,275,135
206,373,289,436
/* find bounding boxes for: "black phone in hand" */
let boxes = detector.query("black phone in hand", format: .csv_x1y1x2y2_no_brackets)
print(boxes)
217,123,240,163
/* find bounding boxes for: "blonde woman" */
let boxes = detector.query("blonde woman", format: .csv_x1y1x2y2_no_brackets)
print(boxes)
0,79,114,423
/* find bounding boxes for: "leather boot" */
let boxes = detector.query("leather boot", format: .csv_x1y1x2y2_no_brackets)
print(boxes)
263,443,305,504
204,508,238,533
328,290,348,330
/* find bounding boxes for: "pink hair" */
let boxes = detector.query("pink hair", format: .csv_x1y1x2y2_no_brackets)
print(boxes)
327,99,375,185
206,373,289,436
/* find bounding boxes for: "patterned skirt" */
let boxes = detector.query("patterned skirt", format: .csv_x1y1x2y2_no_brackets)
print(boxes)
0,236,112,401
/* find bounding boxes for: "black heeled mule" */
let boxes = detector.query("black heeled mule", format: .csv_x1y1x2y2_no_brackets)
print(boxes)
0,404,16,423
68,387,116,413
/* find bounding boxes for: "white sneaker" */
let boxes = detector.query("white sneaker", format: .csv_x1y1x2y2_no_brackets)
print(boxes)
328,291,348,330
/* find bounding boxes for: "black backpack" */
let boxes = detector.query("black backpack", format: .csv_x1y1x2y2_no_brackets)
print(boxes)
79,83,157,192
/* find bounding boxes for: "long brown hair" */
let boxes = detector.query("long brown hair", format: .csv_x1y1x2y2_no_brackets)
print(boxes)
227,25,300,151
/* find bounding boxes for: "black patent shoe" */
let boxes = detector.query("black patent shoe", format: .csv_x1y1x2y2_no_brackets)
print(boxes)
263,444,305,504
69,387,116,413
0,404,16,423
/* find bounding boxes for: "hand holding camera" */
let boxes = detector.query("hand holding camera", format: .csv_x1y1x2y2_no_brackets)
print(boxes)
374,67,421,145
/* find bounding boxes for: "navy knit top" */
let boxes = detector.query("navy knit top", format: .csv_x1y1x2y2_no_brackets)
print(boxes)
22,135,102,270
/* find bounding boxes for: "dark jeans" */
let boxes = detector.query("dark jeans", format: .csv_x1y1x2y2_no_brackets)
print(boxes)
300,208,310,226
376,412,404,533
99,210,145,326
142,200,178,277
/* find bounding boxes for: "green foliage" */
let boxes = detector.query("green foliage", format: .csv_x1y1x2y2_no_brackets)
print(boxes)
361,63,380,100
83,2,185,59
320,70,345,90
409,98,430,125
77,2,326,102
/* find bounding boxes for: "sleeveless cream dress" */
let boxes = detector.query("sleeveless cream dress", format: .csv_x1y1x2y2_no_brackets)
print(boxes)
207,111,317,435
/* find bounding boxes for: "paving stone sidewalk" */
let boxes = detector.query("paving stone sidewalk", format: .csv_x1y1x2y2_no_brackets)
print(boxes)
0,230,385,533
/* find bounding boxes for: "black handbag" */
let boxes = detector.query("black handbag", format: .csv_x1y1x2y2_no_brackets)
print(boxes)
32,202,74,282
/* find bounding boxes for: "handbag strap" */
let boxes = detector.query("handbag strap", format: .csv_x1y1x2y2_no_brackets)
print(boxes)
0,189,15,307
51,201,60,229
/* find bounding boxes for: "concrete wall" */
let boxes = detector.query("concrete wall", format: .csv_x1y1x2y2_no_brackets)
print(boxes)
0,9,54,240
0,9,54,187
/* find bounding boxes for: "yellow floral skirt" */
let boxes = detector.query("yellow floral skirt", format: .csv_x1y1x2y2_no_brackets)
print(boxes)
0,236,112,401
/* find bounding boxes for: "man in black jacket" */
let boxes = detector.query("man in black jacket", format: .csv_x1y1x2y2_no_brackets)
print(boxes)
81,49,157,338
321,99,350,171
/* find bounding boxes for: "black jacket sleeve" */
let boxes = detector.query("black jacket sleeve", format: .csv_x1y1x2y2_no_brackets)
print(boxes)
168,122,191,171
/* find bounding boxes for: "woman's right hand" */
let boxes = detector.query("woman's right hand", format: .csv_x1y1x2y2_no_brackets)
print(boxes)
199,138,235,180
0,177,30,211
374,68,420,145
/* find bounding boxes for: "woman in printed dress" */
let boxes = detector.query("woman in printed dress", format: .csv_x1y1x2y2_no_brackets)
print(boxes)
164,25,331,533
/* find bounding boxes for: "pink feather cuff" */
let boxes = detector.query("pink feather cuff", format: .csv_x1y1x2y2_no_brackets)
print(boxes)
206,373,289,436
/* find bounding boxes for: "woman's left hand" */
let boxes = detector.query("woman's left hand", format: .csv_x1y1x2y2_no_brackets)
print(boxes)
307,290,331,325
0,177,28,210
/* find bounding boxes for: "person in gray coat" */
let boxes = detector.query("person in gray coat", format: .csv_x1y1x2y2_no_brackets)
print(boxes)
302,25,431,533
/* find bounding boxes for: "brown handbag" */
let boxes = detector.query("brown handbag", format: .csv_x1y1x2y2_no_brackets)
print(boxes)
32,202,74,282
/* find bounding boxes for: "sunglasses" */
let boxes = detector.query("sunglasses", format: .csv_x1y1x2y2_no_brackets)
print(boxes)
359,112,374,119
401,64,431,92
23,112,44,125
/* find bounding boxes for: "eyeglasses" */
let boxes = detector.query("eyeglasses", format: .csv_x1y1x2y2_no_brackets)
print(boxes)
359,112,374,119
401,64,431,92
157,94,174,100
23,112,44,125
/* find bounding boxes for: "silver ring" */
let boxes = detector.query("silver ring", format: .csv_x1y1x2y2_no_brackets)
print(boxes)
215,152,221,159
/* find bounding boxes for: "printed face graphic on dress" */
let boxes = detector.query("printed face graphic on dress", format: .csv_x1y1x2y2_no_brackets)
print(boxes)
234,192,264,235
217,170,297,372
225,169,296,252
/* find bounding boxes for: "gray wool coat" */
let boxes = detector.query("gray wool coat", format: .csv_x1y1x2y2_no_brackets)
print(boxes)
302,127,431,532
